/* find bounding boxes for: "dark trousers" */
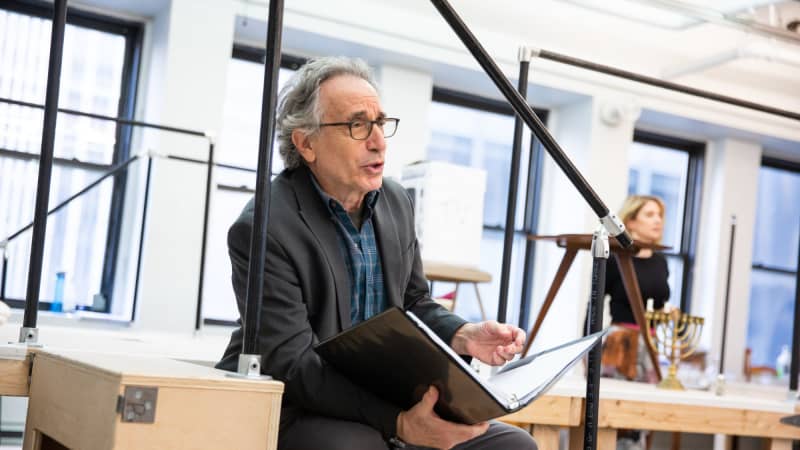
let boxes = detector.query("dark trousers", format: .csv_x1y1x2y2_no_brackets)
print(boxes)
278,414,538,450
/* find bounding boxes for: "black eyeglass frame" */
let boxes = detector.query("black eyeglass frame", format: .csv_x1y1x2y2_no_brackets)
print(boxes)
318,117,399,140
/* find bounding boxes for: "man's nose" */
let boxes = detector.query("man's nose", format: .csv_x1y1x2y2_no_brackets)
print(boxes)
366,124,386,150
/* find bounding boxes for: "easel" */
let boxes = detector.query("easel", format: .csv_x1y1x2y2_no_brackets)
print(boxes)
522,234,666,381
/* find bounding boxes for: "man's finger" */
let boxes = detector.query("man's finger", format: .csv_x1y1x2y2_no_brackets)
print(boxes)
420,386,439,410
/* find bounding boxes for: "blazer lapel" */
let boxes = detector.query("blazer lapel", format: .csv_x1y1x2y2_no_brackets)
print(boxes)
373,186,403,309
291,167,351,329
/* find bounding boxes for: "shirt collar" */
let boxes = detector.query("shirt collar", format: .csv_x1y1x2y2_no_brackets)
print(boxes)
309,172,381,216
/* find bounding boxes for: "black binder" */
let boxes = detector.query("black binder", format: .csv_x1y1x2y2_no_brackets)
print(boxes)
315,307,607,424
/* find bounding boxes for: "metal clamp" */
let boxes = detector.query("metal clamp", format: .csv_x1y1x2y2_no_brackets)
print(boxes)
517,46,541,62
591,227,610,259
226,353,273,380
118,386,158,423
599,213,625,238
18,327,39,345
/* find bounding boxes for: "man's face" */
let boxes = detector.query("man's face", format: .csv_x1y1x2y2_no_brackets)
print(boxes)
299,75,386,206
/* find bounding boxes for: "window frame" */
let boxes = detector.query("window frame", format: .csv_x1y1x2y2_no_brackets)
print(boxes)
430,87,549,328
631,129,704,313
0,0,143,312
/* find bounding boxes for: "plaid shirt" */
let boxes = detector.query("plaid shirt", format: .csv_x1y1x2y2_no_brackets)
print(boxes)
311,176,387,325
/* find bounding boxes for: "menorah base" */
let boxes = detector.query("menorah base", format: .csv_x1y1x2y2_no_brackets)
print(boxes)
657,372,686,390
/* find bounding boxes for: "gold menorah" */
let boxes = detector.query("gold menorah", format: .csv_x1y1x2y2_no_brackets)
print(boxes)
644,308,704,390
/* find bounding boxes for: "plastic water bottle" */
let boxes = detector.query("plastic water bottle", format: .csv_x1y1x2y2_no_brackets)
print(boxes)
51,271,65,312
776,345,791,378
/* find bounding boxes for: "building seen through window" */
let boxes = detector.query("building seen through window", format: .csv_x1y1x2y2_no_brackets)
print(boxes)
0,6,138,312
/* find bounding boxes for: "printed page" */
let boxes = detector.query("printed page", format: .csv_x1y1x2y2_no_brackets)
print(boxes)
405,311,513,406
487,336,597,400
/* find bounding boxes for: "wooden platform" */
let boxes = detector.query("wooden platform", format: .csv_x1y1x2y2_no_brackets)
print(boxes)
1,346,283,450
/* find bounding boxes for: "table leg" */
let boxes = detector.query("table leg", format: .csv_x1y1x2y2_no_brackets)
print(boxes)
598,428,617,450
768,438,792,450
532,425,560,450
569,425,617,450
523,248,578,356
473,282,487,321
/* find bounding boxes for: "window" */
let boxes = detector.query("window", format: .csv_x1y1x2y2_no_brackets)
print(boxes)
746,159,800,368
627,130,704,312
425,88,548,326
201,46,302,324
0,2,141,312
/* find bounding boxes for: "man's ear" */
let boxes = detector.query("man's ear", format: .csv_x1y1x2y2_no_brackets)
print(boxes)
292,129,316,164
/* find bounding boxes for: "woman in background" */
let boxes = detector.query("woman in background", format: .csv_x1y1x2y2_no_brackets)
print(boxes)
600,195,670,450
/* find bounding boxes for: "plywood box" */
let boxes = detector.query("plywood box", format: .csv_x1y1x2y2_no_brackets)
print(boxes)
23,349,283,450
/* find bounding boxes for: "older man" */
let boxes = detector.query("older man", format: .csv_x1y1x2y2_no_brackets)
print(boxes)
217,56,537,450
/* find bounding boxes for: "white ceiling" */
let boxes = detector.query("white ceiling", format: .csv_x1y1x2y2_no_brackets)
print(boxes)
366,0,800,109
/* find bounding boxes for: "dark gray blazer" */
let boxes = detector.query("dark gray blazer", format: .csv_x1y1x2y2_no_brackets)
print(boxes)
216,165,467,438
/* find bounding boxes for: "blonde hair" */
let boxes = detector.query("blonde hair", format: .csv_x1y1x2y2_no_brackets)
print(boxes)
619,195,666,243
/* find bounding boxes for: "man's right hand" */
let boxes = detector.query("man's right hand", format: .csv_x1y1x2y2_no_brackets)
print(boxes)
396,386,489,450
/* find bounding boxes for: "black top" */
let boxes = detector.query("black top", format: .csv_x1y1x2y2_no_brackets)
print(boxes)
606,253,670,325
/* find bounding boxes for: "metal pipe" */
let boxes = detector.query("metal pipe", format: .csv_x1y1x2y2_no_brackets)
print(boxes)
537,49,800,122
428,0,633,249
131,155,154,322
21,0,68,337
241,0,284,362
719,215,736,375
0,96,208,137
584,232,608,450
496,52,530,323
195,141,215,331
4,155,140,244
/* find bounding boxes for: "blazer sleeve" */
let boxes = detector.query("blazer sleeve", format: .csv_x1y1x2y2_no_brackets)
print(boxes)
227,220,403,439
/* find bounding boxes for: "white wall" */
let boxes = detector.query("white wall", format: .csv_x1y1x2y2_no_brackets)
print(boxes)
376,64,433,180
692,138,762,375
131,0,236,332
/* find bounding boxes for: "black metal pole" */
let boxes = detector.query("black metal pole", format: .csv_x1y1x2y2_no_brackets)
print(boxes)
537,50,800,123
584,232,609,450
20,0,68,342
496,54,529,323
719,215,736,376
789,215,800,392
518,135,545,330
428,0,633,250
195,140,215,331
240,0,284,369
131,155,154,322
0,96,207,137
4,155,140,244
1,248,7,303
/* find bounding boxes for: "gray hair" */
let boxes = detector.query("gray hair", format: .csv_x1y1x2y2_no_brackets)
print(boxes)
276,56,379,170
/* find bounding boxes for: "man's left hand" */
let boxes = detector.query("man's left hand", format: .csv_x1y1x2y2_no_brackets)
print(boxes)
450,321,526,366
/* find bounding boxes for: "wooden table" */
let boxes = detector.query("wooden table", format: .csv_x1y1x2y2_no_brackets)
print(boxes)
502,376,800,450
424,261,492,320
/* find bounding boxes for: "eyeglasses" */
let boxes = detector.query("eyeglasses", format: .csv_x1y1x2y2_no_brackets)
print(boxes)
318,117,399,140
